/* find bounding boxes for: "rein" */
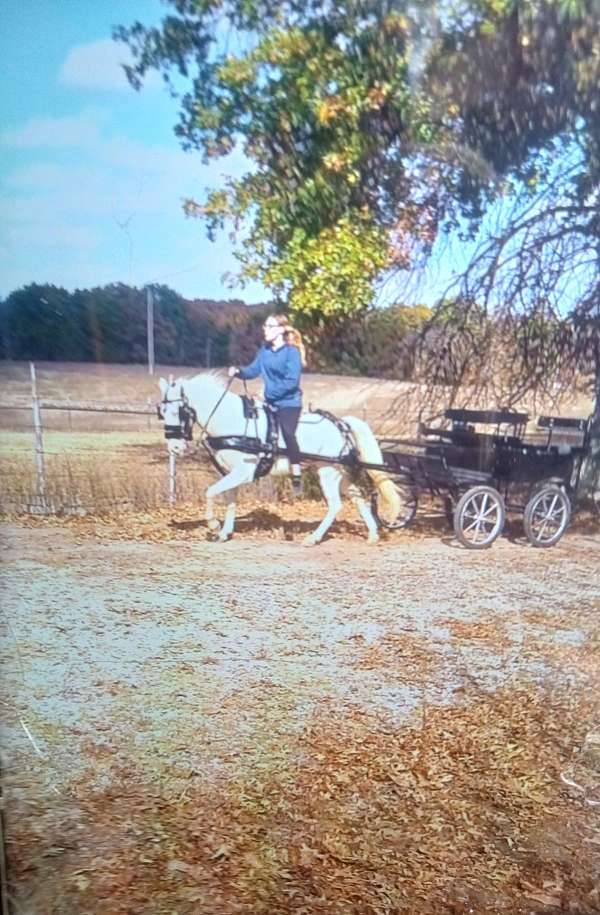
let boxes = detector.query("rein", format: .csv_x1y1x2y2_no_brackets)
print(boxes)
197,377,235,476
193,376,236,437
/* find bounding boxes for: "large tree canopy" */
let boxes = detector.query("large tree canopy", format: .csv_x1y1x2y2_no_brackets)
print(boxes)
116,0,599,431
116,0,444,320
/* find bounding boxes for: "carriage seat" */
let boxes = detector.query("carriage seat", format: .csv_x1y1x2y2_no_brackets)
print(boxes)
555,443,574,456
419,423,479,446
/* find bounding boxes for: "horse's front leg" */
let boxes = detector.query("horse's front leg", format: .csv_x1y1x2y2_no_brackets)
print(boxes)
304,466,343,546
348,482,379,544
219,489,238,542
205,462,255,540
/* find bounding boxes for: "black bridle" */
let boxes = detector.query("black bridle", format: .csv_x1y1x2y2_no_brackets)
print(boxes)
159,376,241,476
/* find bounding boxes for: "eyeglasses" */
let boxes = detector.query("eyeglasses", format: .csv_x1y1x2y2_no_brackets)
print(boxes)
263,321,280,329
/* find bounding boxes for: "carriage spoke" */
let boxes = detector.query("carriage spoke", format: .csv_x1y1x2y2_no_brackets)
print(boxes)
465,516,491,534
480,503,500,519
371,480,418,530
536,508,564,538
537,516,551,539
534,495,565,539
473,520,488,541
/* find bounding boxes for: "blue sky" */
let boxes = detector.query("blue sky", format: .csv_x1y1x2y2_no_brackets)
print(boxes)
0,0,269,302
3,1,550,313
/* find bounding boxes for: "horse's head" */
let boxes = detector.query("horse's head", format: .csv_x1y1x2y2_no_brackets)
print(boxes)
157,376,195,456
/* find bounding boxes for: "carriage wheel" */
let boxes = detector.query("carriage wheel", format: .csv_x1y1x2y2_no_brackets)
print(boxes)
453,485,505,549
371,479,418,530
523,484,571,548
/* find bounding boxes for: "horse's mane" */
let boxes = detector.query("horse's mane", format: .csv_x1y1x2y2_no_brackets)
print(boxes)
184,370,228,392
188,369,226,384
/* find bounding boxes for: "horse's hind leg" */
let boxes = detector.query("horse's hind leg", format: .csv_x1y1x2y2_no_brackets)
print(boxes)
348,482,379,544
303,466,343,546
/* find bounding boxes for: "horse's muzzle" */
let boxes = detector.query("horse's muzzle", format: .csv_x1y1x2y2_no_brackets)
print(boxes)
166,435,187,456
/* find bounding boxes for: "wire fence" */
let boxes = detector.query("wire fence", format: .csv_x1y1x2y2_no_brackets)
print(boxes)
1,363,179,514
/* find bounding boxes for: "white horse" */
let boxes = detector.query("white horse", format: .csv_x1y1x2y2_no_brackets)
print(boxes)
159,372,400,545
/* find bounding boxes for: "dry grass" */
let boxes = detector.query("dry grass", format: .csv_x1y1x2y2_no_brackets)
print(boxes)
0,432,296,515
0,430,211,514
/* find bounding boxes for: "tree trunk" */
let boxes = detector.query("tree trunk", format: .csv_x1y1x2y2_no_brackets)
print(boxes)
580,346,600,502
593,347,600,427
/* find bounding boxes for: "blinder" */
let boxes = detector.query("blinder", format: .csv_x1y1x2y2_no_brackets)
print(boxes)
157,386,197,442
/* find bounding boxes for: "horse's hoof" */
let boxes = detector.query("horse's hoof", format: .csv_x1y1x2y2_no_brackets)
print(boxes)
302,536,318,548
366,534,380,545
217,532,232,543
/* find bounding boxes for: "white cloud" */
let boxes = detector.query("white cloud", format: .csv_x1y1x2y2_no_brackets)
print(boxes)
5,220,101,252
58,38,161,92
0,101,265,299
0,132,235,292
0,110,107,149
3,156,202,221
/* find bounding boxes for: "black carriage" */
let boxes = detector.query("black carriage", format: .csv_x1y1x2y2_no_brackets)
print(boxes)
373,408,593,549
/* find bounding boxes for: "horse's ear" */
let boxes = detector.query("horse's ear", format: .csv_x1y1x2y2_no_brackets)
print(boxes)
158,377,168,397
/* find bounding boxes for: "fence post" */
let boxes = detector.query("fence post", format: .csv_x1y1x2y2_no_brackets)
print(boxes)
29,362,47,512
169,452,177,505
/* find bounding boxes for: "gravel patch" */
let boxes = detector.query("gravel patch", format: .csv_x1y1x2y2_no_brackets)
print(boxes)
2,520,599,795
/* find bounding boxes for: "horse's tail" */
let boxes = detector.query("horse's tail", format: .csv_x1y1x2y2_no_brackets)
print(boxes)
343,416,400,519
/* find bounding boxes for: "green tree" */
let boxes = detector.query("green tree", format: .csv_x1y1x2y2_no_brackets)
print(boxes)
115,1,453,322
426,0,598,219
314,303,431,376
0,282,266,367
0,285,86,361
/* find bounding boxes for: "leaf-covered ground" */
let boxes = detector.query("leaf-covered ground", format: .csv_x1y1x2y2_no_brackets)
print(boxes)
1,510,599,914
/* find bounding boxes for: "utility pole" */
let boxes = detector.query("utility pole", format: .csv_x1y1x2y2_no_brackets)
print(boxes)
146,286,155,375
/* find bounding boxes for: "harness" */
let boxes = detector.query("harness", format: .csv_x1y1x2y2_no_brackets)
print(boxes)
312,408,356,460
207,385,279,480
158,380,227,475
158,381,359,481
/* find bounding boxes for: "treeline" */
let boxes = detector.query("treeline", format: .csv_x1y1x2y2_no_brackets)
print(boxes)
0,283,431,378
0,283,256,368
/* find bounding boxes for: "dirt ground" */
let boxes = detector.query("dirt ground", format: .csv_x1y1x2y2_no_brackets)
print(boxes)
1,360,599,913
2,508,600,914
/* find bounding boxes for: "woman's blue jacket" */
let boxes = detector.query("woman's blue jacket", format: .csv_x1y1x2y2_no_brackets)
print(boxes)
238,343,302,408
